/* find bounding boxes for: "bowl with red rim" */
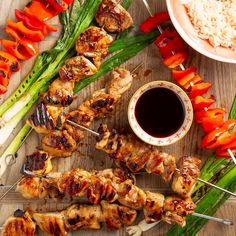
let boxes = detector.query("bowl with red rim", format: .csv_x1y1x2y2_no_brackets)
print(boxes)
128,81,193,146
166,0,236,63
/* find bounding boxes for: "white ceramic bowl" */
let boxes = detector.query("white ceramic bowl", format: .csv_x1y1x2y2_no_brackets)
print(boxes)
128,81,193,146
166,0,236,63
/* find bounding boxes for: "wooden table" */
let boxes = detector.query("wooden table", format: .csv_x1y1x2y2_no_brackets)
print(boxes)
0,0,236,235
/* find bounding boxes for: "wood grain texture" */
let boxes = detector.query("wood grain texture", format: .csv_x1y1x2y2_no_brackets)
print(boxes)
0,0,236,235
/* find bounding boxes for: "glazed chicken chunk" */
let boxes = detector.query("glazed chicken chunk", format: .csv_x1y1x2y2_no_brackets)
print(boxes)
27,102,66,134
76,26,114,68
43,78,75,107
172,156,201,198
59,56,97,81
96,0,134,32
1,210,36,236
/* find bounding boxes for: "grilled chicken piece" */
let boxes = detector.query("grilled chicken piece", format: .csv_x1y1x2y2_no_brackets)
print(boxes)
63,204,103,231
108,67,133,98
95,0,133,32
144,191,165,223
43,78,74,107
33,212,67,236
117,180,146,210
27,103,66,134
63,123,84,142
101,201,137,230
76,26,113,68
172,156,201,198
59,56,97,81
42,130,77,157
162,196,196,227
24,150,52,174
1,210,36,236
96,124,177,182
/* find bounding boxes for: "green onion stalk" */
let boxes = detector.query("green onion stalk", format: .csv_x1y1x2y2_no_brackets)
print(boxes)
166,96,236,236
0,0,159,177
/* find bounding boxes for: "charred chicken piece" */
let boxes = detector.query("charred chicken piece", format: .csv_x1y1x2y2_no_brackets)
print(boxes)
96,0,134,32
59,56,97,82
27,103,66,134
33,212,67,236
96,124,177,181
144,191,165,223
23,150,52,175
1,210,36,236
162,196,196,227
42,130,77,157
43,78,75,107
76,26,113,68
63,204,103,231
101,201,137,230
171,156,201,198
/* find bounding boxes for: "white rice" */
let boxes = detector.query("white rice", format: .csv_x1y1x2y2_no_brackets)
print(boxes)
182,0,236,50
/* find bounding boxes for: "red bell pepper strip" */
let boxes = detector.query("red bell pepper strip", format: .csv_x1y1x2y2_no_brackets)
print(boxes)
0,61,10,87
140,12,170,33
201,119,236,149
1,39,32,60
201,114,225,133
0,84,7,95
6,19,45,42
216,139,236,157
0,61,11,78
188,82,212,99
5,27,38,56
44,0,68,13
172,67,196,80
195,108,226,123
163,51,188,69
0,50,20,72
24,0,57,22
192,95,215,111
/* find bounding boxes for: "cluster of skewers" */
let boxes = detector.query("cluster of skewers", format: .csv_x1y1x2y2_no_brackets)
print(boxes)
0,0,235,236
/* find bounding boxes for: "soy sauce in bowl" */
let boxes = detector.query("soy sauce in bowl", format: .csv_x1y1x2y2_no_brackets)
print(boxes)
135,87,185,138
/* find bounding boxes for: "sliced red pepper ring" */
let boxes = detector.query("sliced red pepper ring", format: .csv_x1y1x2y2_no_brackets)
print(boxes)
5,27,38,56
0,84,7,95
6,19,44,42
44,0,68,13
163,51,188,69
192,95,215,111
1,39,32,60
0,61,11,78
0,50,20,72
195,108,226,123
201,119,236,149
172,67,197,80
24,0,57,22
188,82,212,99
140,12,170,33
216,139,236,157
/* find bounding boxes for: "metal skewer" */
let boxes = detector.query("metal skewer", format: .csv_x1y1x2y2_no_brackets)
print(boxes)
227,149,236,165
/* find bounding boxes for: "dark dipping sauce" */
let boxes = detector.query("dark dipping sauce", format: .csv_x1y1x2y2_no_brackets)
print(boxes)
135,87,185,138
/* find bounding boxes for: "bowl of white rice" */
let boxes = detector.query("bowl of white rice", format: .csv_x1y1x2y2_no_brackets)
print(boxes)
166,0,236,63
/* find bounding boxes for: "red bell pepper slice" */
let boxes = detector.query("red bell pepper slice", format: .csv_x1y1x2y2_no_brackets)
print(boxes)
24,0,57,22
0,61,10,87
201,114,225,133
216,139,236,157
0,84,7,95
0,61,11,78
172,67,197,80
195,108,226,123
140,12,170,33
1,39,32,60
6,19,45,42
192,95,215,111
201,119,236,149
5,27,38,56
44,0,68,13
0,50,20,72
63,0,74,4
188,82,212,99
163,51,188,69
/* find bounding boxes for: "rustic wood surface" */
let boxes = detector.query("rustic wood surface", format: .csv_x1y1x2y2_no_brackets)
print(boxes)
0,0,236,235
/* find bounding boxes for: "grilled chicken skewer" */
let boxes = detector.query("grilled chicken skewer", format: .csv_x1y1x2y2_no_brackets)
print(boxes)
1,201,137,236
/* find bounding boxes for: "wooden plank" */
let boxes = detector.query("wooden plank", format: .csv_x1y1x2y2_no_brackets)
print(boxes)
0,0,236,236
